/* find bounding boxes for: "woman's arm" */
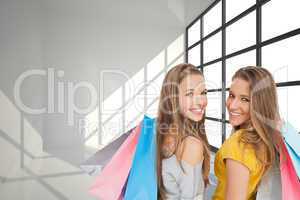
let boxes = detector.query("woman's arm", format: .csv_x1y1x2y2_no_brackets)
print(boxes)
178,136,205,199
225,159,250,200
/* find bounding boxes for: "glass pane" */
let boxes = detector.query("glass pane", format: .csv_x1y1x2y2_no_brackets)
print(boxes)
277,86,300,132
206,120,222,148
203,62,222,89
188,45,200,66
203,31,222,63
226,11,256,54
262,35,300,83
206,92,222,119
262,0,300,41
203,1,222,36
225,90,229,120
226,123,233,139
226,0,255,22
225,50,256,87
188,20,200,47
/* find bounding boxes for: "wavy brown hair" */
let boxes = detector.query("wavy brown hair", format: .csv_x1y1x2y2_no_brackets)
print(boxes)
156,63,210,199
231,66,283,173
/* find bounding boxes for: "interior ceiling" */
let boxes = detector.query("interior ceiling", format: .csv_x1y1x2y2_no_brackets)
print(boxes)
41,0,213,27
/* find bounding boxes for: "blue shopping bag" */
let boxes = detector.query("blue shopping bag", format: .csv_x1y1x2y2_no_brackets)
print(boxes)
124,115,157,200
281,122,300,178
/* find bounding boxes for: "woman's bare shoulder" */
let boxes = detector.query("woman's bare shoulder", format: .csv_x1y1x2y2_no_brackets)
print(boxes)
178,136,204,166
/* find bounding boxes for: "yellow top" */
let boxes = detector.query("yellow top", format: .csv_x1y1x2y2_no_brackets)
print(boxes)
212,129,264,200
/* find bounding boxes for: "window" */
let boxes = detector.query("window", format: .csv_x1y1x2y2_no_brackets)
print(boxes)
206,120,222,148
226,11,256,54
203,62,222,89
226,0,255,22
186,0,300,150
262,0,300,41
203,1,222,36
203,32,222,63
188,20,200,47
226,50,256,87
226,122,233,139
225,90,229,120
187,45,200,66
262,35,300,83
206,92,222,119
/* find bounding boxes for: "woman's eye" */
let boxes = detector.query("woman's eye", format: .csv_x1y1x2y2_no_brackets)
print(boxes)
185,92,193,96
201,90,207,95
241,97,250,102
229,94,234,98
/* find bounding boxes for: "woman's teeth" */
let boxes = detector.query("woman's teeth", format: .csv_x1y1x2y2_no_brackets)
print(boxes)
230,112,241,116
190,108,204,114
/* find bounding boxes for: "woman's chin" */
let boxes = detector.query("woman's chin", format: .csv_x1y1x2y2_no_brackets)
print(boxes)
229,118,243,127
189,114,204,122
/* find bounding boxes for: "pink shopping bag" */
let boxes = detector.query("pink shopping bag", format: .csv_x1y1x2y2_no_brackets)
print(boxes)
89,124,141,200
280,139,300,200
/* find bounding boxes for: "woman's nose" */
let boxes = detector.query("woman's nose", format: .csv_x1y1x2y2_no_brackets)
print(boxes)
229,98,240,110
194,95,206,106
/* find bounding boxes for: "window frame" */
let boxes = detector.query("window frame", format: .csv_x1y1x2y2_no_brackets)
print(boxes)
185,0,300,151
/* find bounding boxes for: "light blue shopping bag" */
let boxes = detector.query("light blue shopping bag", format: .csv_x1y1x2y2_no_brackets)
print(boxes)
281,122,300,178
124,115,157,200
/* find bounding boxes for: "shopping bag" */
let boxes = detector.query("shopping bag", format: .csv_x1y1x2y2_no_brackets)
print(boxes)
81,130,132,176
257,121,300,200
124,115,157,200
280,139,300,200
89,123,141,200
281,122,300,178
256,163,281,200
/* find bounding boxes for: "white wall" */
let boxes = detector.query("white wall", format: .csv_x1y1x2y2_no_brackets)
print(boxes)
0,0,213,166
185,0,215,26
41,0,187,164
0,0,214,199
0,0,213,164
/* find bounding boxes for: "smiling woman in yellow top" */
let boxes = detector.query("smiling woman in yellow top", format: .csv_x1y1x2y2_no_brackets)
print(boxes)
212,66,284,200
213,129,264,200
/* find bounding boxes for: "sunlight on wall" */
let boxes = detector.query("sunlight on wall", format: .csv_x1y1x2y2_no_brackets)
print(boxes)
0,90,95,200
0,90,22,178
0,90,21,143
90,34,185,147
24,120,49,158
82,107,100,149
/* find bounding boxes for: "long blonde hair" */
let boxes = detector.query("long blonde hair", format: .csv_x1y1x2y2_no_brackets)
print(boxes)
232,66,283,173
156,63,210,199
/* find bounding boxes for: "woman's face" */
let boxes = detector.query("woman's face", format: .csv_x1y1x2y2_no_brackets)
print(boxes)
226,78,251,127
179,74,207,122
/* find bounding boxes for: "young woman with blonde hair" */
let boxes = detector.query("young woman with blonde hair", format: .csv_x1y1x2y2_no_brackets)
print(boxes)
156,63,211,199
213,66,283,200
